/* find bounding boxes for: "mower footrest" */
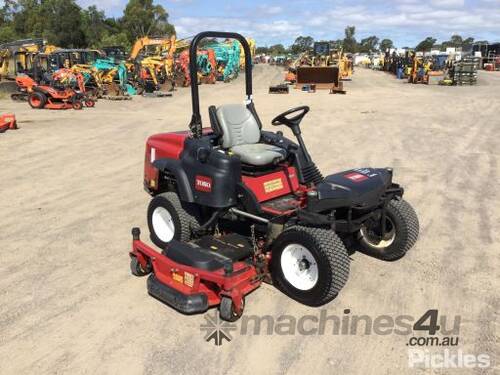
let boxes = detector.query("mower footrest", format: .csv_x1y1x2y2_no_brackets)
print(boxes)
147,274,208,314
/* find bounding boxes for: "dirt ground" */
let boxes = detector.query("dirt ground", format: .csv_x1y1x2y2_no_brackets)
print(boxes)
0,66,499,375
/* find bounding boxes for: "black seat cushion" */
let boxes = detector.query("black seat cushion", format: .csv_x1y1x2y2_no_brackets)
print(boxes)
164,240,225,271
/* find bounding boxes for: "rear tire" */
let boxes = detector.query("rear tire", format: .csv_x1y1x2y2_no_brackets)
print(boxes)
147,191,201,248
357,198,419,261
271,226,350,306
28,92,47,109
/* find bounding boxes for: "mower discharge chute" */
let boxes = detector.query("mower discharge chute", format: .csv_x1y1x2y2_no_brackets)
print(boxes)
131,31,420,321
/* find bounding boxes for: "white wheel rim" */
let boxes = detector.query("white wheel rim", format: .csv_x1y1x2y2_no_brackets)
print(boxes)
152,206,175,242
280,244,318,290
359,218,396,249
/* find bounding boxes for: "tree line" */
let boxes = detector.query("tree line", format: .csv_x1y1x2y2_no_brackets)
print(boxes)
1,5,483,55
256,26,480,55
0,0,175,49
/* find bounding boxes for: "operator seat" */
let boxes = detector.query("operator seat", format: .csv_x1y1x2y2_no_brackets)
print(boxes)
213,104,286,166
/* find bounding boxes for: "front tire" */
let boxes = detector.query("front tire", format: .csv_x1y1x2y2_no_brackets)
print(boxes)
72,100,83,110
219,296,244,322
130,256,151,276
271,226,350,306
357,198,419,261
147,191,201,248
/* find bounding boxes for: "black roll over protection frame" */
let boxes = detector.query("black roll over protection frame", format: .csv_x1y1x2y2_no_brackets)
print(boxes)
188,31,254,138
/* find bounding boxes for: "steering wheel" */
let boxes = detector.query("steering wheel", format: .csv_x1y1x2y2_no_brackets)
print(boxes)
271,106,310,130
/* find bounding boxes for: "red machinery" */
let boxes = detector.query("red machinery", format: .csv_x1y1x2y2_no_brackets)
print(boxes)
175,49,218,87
174,50,191,87
130,32,419,322
12,70,95,110
131,228,258,319
10,75,37,102
0,114,17,133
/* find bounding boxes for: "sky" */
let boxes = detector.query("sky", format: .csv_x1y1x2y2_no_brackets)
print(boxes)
29,0,500,46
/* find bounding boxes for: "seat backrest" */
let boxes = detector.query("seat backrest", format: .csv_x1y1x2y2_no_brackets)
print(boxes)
216,104,260,148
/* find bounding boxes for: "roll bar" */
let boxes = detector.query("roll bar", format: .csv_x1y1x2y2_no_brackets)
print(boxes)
188,31,253,138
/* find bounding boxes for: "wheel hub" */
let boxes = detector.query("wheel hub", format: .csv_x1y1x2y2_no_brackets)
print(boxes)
298,257,310,271
280,244,318,291
152,206,175,242
360,216,396,249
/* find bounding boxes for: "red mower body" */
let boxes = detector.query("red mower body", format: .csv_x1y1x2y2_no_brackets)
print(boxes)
131,31,418,323
130,228,260,315
144,130,307,211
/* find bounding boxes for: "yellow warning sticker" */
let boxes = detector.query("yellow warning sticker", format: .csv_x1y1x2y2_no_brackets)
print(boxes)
184,272,195,288
172,272,183,284
264,178,283,193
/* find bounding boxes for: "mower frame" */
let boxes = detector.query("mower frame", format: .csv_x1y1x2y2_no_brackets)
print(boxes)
131,228,259,315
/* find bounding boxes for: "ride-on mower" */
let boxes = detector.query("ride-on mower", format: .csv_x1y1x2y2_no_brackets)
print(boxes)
130,31,419,321
18,70,95,110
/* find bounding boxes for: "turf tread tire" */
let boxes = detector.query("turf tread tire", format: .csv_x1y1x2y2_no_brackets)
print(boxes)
148,191,200,248
360,198,419,261
272,226,350,306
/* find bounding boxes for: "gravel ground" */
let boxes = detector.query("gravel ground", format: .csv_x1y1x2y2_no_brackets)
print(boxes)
0,65,499,374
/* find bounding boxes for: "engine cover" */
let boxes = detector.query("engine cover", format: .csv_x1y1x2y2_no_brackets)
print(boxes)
311,168,393,211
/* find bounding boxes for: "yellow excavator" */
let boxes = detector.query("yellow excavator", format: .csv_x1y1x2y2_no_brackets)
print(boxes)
128,35,188,93
239,38,256,68
331,49,353,81
0,39,58,91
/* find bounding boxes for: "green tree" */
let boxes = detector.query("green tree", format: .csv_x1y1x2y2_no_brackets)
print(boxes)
462,37,474,47
81,6,107,48
358,35,379,53
269,44,286,55
255,46,269,54
41,0,86,47
415,37,436,52
122,0,175,43
442,34,474,50
99,31,130,50
0,1,18,43
12,0,44,38
290,36,314,54
330,39,343,50
379,38,394,52
342,26,357,53
11,0,86,47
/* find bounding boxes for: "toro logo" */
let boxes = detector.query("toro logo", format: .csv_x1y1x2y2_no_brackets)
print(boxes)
195,175,212,192
344,172,369,183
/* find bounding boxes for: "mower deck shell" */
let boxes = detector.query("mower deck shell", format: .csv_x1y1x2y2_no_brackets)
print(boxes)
131,238,260,314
